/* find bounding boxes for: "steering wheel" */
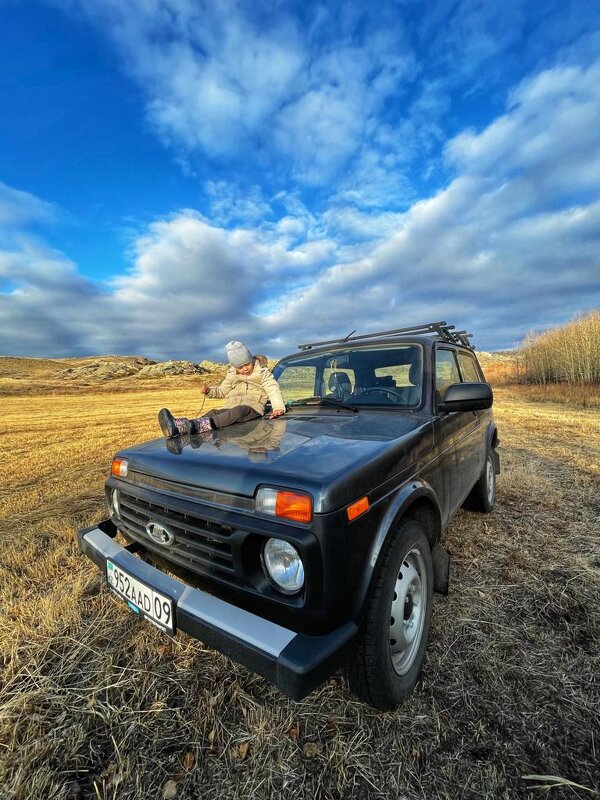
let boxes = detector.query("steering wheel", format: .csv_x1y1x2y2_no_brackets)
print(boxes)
360,387,406,404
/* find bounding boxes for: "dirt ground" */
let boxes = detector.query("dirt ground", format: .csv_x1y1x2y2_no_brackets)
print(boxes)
0,374,598,800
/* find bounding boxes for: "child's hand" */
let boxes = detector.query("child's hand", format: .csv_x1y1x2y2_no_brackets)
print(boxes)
267,409,285,419
200,385,210,395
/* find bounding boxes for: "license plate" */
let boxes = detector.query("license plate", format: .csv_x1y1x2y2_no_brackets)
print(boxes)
106,560,175,634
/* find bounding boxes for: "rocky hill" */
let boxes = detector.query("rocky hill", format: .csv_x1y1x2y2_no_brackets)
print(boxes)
59,357,213,381
0,354,227,396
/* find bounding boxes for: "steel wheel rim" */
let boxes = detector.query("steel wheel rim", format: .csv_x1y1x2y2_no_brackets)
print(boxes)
390,548,427,675
486,455,495,504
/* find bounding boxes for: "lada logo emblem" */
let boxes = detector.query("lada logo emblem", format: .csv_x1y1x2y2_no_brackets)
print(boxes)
145,521,175,547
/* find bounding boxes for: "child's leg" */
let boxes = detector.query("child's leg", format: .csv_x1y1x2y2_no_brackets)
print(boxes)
192,405,260,431
209,405,261,428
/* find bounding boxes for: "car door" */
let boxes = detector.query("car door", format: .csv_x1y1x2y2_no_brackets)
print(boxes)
457,349,488,481
435,346,481,514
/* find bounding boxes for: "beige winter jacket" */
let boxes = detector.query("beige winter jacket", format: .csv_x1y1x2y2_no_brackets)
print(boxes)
207,360,285,415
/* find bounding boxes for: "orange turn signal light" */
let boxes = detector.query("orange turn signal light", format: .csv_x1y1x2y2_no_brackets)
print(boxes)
275,491,313,524
347,496,369,521
111,458,128,478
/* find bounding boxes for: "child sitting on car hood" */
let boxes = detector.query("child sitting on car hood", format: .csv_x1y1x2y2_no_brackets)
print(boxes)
158,341,285,438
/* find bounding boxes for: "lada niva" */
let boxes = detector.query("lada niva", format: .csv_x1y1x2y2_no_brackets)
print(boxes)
78,322,499,710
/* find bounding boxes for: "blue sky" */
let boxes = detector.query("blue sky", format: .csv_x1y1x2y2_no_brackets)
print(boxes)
0,0,599,359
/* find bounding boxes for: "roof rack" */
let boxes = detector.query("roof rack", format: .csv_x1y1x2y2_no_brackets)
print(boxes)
298,321,475,350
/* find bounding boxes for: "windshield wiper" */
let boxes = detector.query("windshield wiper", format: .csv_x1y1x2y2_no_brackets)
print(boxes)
287,396,359,412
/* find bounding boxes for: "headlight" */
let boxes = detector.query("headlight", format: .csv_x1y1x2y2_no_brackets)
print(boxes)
261,538,304,594
110,489,120,517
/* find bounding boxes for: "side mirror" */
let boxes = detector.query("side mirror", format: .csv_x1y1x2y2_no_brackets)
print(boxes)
438,382,493,413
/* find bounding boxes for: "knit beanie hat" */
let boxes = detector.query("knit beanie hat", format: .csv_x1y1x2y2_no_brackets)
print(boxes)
226,341,254,367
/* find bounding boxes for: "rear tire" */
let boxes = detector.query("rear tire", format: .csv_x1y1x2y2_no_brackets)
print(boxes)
465,450,496,513
346,518,433,710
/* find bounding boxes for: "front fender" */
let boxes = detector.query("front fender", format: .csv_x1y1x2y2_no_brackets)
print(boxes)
352,479,442,618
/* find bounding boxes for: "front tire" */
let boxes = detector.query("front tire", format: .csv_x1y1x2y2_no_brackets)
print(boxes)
346,519,433,710
465,450,496,513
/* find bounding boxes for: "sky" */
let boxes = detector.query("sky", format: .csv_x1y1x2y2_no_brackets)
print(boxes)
0,0,599,360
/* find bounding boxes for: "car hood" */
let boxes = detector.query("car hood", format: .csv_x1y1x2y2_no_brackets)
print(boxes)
117,411,434,513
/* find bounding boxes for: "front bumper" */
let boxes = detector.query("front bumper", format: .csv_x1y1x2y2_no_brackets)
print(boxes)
78,520,357,701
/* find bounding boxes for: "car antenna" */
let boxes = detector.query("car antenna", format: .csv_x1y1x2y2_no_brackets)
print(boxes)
343,329,357,341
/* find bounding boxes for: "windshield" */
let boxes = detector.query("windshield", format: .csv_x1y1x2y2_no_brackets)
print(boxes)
274,344,423,408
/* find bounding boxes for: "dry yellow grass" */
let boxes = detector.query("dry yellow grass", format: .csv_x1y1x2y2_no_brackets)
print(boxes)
0,361,599,800
502,382,600,409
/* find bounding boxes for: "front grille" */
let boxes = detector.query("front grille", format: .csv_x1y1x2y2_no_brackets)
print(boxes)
118,493,236,580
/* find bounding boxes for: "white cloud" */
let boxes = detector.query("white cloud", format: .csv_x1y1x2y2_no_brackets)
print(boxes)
61,0,306,155
447,63,600,194
0,182,57,231
1,58,599,356
47,4,281,161
322,205,404,241
0,242,101,355
205,182,272,227
0,201,339,358
50,0,600,218
257,60,600,350
56,0,418,186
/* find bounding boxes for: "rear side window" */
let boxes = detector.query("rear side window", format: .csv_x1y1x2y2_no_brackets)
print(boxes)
458,351,482,382
436,349,460,399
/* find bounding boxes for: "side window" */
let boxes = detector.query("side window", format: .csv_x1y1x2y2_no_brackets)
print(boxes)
458,351,482,383
435,349,461,400
277,366,317,401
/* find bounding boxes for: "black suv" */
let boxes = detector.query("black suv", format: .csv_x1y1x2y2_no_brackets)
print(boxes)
78,322,499,710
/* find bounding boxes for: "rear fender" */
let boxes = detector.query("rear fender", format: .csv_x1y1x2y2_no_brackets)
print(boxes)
352,480,444,617
487,423,500,474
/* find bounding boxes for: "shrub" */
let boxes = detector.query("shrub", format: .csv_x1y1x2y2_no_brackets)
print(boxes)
520,311,600,385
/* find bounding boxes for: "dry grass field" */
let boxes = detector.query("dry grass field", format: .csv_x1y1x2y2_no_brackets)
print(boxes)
0,358,598,800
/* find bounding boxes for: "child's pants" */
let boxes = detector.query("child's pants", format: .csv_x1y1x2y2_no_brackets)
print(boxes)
200,404,261,429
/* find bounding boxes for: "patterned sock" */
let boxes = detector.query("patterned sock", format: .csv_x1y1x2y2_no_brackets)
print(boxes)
174,417,192,435
191,416,214,433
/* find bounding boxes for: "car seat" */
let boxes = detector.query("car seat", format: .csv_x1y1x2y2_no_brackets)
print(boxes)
406,362,421,405
327,371,352,401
